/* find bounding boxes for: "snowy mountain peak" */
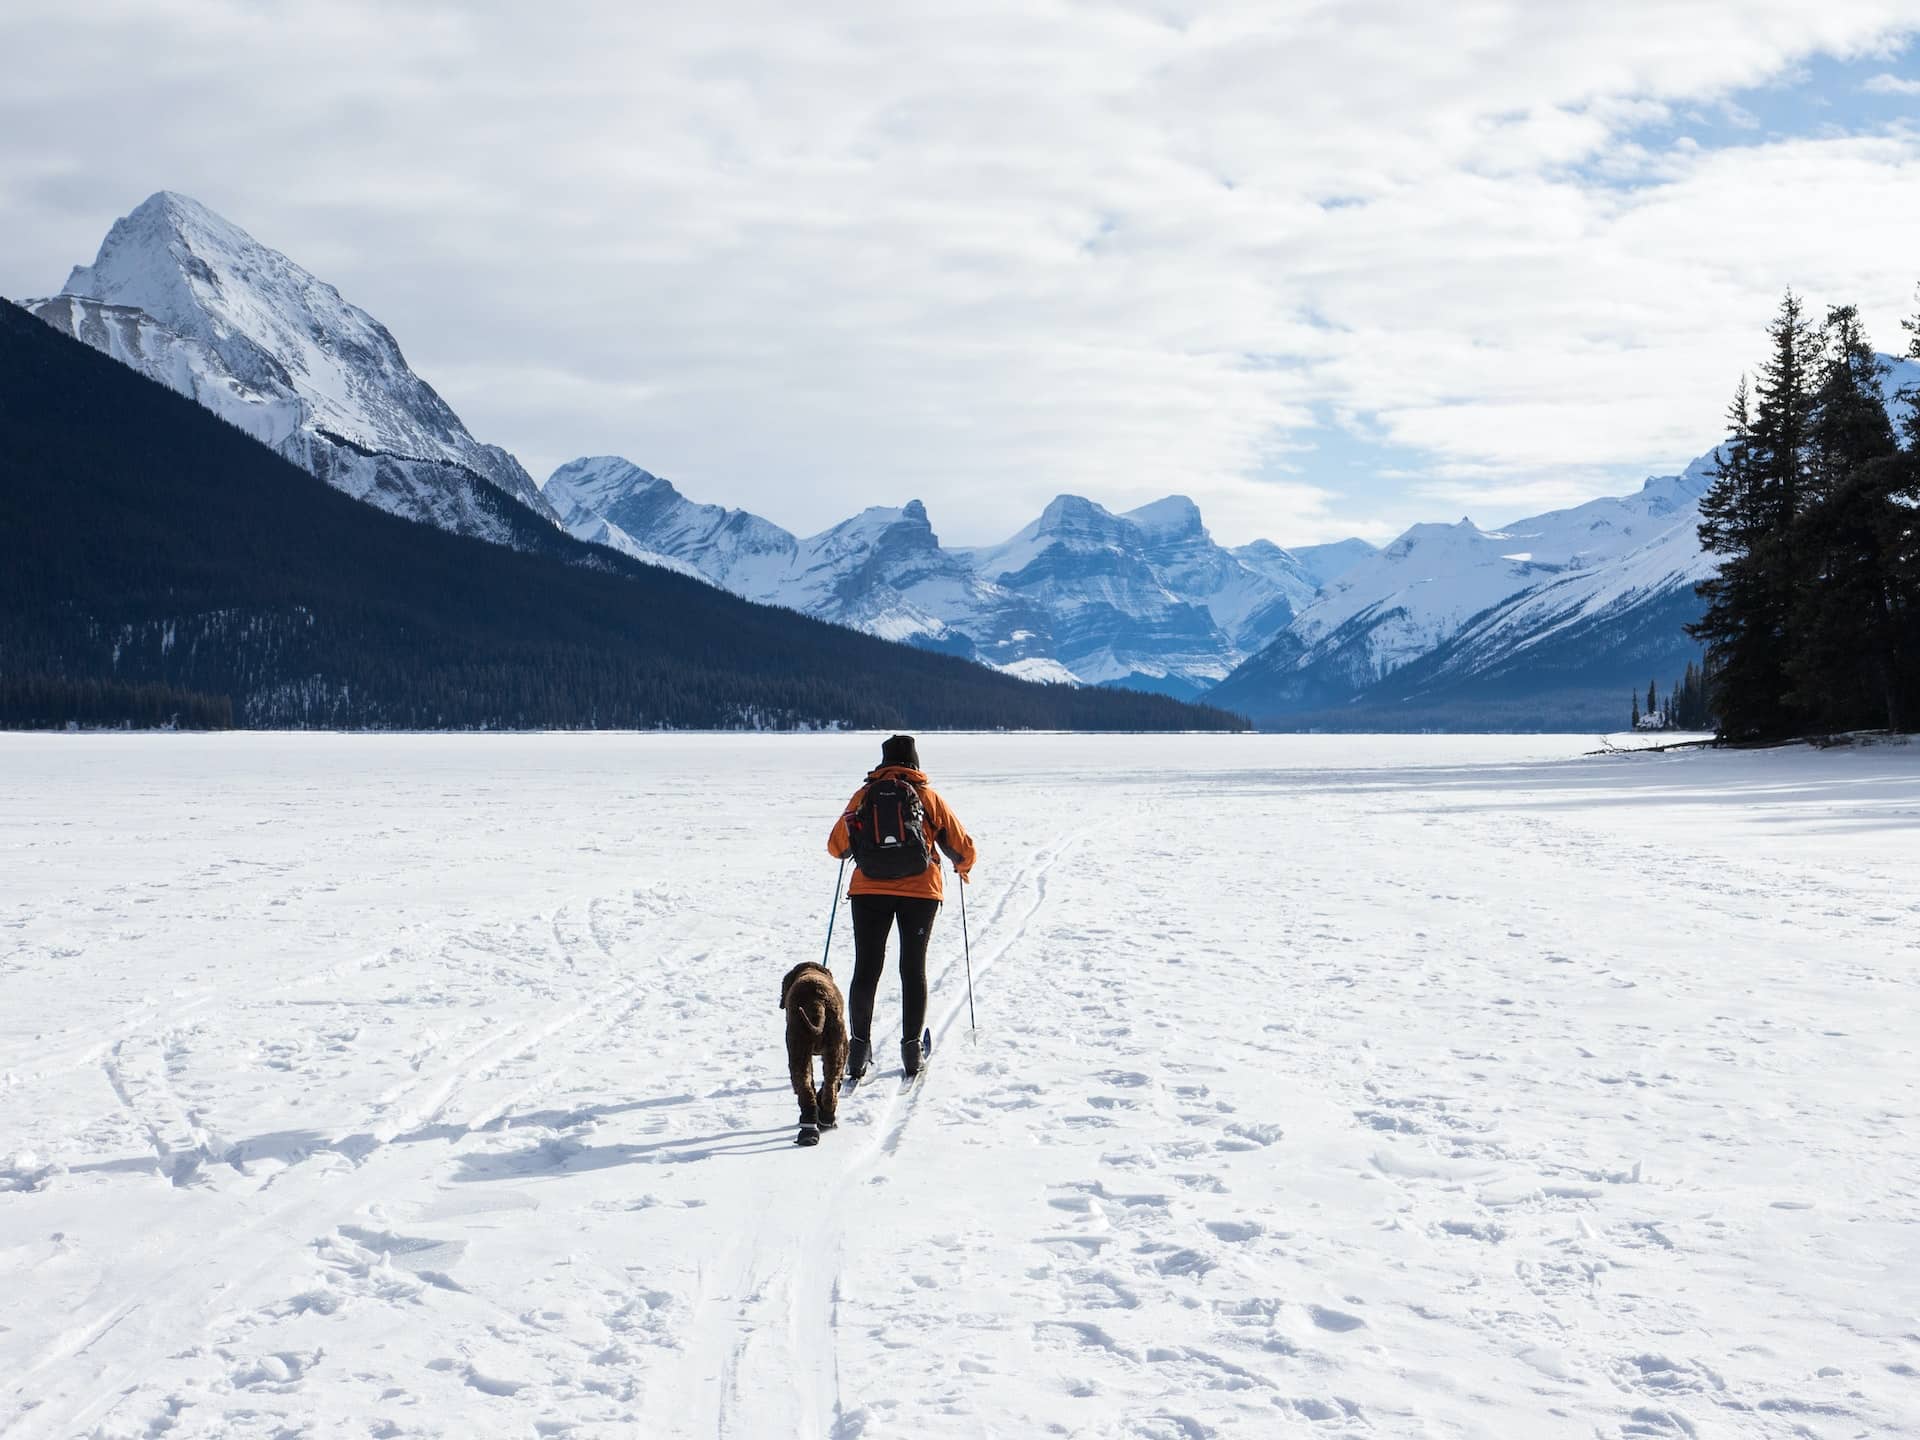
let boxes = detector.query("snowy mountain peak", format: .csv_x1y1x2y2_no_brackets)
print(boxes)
544,455,670,514
1234,538,1293,562
1037,493,1110,524
1633,467,1711,516
804,498,940,551
66,192,280,331
1214,444,1727,721
543,464,1337,695
1030,494,1133,546
1385,519,1486,556
1124,494,1206,538
1677,447,1726,489
541,456,799,602
35,192,557,539
1240,536,1378,592
62,192,438,454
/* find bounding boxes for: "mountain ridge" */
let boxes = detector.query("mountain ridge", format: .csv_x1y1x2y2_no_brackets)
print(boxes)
34,189,1878,731
0,297,1245,733
1209,458,1721,725
541,442,1746,729
25,191,563,548
545,459,1353,697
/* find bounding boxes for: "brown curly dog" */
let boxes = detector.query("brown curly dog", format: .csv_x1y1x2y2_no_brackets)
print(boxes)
779,961,848,1146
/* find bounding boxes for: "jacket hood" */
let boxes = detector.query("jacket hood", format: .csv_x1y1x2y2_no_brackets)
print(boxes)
865,764,929,785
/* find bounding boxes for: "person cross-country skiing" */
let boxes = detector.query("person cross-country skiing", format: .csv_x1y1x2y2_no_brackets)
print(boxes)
828,734,976,1081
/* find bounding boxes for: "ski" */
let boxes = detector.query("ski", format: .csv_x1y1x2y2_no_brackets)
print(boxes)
844,1027,933,1093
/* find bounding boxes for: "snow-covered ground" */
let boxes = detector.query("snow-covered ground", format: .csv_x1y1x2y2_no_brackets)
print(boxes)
2,732,1917,1439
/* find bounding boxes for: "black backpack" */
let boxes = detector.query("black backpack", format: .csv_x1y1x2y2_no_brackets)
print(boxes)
849,776,932,879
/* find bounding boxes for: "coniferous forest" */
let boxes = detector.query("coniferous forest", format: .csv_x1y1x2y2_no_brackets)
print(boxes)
0,301,1245,733
1689,292,1920,741
1630,660,1712,732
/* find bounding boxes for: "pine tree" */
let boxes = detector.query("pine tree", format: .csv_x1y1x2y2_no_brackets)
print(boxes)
1752,291,1819,532
1667,659,1713,730
1631,691,1640,727
1787,304,1905,731
1689,293,1821,740
1689,379,1769,736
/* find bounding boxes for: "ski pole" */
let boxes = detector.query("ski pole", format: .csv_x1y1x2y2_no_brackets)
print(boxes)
822,856,847,969
960,872,976,1032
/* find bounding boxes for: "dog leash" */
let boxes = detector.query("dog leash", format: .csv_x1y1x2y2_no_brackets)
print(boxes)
960,870,975,1034
821,855,848,969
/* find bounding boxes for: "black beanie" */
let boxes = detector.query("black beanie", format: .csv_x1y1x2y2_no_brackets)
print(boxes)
880,734,921,769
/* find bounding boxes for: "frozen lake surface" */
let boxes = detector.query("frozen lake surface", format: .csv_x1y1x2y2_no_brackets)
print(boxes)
2,732,1917,1438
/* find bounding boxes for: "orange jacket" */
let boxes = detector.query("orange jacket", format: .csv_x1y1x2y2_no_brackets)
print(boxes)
827,766,976,900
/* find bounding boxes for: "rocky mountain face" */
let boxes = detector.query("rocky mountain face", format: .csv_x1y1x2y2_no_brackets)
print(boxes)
957,494,1309,693
25,192,561,548
543,459,1355,695
1210,460,1721,726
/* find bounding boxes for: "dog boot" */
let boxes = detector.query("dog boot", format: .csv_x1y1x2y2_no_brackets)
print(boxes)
795,1122,821,1147
816,1083,838,1128
846,1035,871,1082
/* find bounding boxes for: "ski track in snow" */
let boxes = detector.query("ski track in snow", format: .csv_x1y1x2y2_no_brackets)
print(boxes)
1,732,1917,1438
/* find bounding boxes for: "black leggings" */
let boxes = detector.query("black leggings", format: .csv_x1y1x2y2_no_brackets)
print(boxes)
847,894,941,1043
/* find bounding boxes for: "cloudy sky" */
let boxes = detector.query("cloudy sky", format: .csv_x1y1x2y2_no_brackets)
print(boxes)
7,2,1920,547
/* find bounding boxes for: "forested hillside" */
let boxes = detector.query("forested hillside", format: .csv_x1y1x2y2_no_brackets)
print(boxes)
0,301,1244,733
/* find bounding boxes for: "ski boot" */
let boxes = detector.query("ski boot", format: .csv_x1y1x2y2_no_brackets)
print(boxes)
901,1027,932,1079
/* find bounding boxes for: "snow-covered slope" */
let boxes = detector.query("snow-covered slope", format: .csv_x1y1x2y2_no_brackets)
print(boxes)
548,463,1322,694
543,456,798,600
25,192,560,546
26,294,304,451
1213,456,1720,722
6,732,1917,1438
1315,461,1712,668
1239,535,1377,592
539,461,704,576
1405,499,1716,684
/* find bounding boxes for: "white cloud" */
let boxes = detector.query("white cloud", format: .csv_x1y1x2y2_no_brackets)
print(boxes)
5,1,1920,547
1863,70,1920,91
